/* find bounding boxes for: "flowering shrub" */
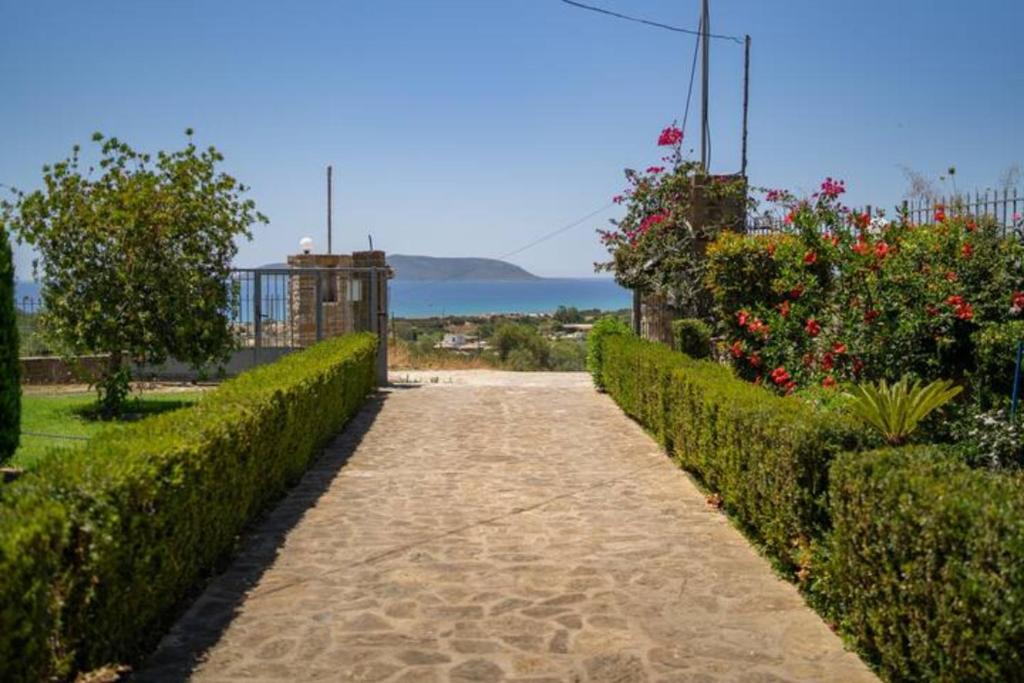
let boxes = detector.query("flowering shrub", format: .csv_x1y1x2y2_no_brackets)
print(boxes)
706,180,1024,393
599,125,748,318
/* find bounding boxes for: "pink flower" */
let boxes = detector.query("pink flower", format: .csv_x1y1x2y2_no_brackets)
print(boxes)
612,194,624,204
638,212,668,233
657,125,683,147
645,166,665,175
820,177,846,199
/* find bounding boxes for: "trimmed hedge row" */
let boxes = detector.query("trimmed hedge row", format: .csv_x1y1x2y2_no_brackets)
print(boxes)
595,332,1024,682
823,447,1024,682
599,333,865,568
0,333,377,682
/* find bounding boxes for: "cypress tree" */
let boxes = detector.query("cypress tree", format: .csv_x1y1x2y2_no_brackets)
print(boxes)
0,223,19,463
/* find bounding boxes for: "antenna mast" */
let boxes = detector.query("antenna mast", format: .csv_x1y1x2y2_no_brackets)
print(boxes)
326,165,333,254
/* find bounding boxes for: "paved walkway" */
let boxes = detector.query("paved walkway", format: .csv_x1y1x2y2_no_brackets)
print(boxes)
139,371,875,682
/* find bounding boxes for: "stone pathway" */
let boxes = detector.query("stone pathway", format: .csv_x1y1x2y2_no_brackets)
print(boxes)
138,371,875,682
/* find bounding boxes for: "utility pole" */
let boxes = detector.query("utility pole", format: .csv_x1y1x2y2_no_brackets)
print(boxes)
700,0,710,170
741,34,751,177
326,165,333,254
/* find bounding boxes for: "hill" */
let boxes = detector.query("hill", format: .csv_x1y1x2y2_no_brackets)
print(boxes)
387,255,540,281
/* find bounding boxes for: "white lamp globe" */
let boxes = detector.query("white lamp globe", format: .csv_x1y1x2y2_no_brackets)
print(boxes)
299,236,314,254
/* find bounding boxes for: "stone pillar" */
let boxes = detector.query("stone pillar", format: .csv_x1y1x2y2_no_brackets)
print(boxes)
286,253,354,347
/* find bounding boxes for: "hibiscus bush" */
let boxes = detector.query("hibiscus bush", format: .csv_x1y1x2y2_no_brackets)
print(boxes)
598,125,748,319
706,181,1024,396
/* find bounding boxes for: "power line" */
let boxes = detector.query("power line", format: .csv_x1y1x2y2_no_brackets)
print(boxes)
558,0,743,44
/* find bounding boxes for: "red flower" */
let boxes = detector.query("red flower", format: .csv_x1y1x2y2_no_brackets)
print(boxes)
789,285,804,299
778,300,791,318
822,376,837,389
748,352,762,368
747,318,770,338
961,243,974,259
945,271,958,282
821,352,835,371
805,318,821,337
851,238,869,256
832,342,847,354
864,309,880,324
737,310,750,327
955,302,974,320
853,212,870,230
966,218,977,232
770,366,791,386
853,359,866,375
657,125,683,147
784,210,796,225
803,250,818,265
1013,291,1024,309
874,241,890,259
784,380,797,395
947,295,965,306
934,204,946,222
639,212,668,233
730,340,744,359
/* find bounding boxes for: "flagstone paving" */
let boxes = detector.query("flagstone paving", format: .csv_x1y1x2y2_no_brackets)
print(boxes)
138,371,875,682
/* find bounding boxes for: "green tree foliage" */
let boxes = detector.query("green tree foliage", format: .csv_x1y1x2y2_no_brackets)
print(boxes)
671,318,712,359
552,305,582,324
1,131,267,415
0,223,19,462
586,315,631,389
492,323,549,368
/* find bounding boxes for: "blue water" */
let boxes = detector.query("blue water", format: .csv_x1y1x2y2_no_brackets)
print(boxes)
389,278,630,317
16,278,632,319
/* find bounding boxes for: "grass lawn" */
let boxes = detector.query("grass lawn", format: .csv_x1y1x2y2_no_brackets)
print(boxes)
12,390,204,469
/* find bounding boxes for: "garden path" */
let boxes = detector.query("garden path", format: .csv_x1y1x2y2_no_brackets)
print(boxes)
138,371,875,682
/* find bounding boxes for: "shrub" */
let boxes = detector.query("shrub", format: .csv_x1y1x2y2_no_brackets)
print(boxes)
0,333,377,681
973,320,1024,407
671,318,712,359
950,407,1024,471
598,333,864,568
706,186,1024,394
0,224,18,462
845,376,962,446
493,323,549,368
586,315,631,390
823,448,1024,682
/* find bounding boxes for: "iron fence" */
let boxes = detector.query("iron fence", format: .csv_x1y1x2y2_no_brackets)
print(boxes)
17,266,391,381
746,189,1023,238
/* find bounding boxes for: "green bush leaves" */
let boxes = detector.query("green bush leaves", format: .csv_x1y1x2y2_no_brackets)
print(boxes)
0,333,376,681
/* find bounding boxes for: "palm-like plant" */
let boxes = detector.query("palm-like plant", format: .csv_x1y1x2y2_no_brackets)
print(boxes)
846,376,963,445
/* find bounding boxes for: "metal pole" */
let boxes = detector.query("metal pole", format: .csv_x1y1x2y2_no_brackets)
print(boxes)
700,0,710,170
741,34,750,177
252,271,262,366
327,166,333,255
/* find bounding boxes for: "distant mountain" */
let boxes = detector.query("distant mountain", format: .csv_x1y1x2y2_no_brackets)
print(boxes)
387,255,540,281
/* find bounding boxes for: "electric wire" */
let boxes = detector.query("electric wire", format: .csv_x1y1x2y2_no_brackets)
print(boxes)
558,0,743,43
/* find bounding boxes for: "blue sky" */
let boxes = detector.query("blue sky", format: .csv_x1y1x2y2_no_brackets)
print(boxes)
2,0,1021,278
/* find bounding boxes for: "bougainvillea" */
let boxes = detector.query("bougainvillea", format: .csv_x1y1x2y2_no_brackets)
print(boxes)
706,181,1024,393
598,124,748,318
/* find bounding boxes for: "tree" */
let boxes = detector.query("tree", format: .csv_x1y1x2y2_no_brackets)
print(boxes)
1,131,267,415
553,305,582,324
0,222,19,462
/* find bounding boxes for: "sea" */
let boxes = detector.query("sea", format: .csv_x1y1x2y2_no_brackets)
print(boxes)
16,278,632,319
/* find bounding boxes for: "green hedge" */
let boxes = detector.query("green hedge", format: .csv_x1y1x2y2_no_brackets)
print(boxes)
671,318,712,359
596,333,1024,681
823,448,1024,682
599,334,864,568
0,333,377,681
0,224,19,462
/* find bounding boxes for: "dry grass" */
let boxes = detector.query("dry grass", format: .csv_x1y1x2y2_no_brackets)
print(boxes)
388,340,496,370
